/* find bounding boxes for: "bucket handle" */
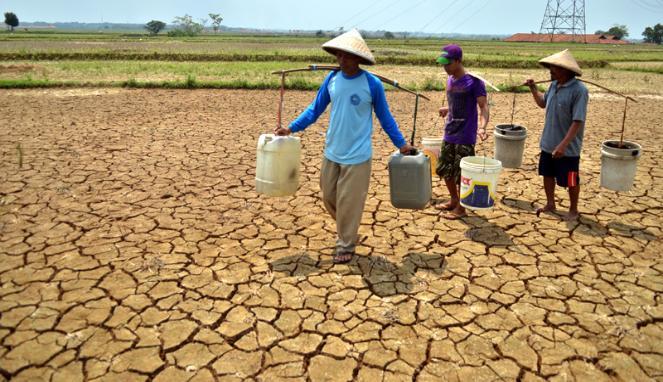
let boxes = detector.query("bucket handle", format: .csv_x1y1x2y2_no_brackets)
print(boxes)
602,149,641,160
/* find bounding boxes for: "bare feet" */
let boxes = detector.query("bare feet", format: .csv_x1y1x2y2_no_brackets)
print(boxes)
443,207,467,220
536,204,556,217
434,200,456,211
563,211,580,221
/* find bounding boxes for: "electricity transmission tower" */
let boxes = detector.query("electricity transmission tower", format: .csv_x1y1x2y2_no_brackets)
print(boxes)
539,0,586,43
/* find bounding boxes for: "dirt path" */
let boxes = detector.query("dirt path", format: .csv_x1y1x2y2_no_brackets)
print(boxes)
0,88,661,381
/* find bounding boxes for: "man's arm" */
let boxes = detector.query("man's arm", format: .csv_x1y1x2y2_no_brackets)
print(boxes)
367,74,413,153
552,120,583,158
553,85,588,157
525,79,546,108
275,71,334,135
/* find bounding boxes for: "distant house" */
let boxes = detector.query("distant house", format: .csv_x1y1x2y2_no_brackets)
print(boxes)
505,33,629,44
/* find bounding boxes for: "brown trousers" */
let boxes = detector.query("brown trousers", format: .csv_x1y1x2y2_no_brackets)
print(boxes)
320,157,371,254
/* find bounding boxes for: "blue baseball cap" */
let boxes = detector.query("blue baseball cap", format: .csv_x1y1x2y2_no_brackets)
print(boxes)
436,44,462,65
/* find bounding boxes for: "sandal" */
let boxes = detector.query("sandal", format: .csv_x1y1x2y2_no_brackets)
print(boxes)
333,251,354,264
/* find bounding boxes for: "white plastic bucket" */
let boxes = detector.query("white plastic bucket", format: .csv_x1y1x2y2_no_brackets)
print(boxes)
421,137,443,177
256,134,301,197
600,140,641,192
459,156,502,210
494,124,527,169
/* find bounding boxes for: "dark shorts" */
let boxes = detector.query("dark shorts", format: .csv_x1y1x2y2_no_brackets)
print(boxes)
436,141,475,183
538,151,580,187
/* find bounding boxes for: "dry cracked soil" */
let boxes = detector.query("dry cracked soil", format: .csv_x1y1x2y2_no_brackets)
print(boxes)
0,88,661,381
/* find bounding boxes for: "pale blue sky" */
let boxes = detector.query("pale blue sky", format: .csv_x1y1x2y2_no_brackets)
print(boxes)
4,0,663,36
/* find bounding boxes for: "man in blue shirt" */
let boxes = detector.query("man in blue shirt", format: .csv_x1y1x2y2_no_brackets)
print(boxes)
274,29,414,263
526,49,589,221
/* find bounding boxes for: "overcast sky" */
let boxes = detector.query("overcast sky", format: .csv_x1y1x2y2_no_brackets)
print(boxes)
4,0,663,36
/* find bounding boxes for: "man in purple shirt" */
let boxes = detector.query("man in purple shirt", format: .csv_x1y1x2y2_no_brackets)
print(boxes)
434,44,490,219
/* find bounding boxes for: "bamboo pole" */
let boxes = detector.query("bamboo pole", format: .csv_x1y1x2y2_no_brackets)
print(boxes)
411,94,419,146
510,92,517,126
272,65,430,101
620,97,628,147
277,72,285,128
580,79,637,102
516,79,637,102
466,71,501,92
515,78,637,147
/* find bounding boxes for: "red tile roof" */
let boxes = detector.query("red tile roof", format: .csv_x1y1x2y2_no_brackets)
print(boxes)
505,33,629,44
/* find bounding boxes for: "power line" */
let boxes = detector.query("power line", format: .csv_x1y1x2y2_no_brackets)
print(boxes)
639,0,663,8
375,0,431,31
338,0,383,29
446,0,492,34
432,0,480,35
418,0,456,33
632,0,663,13
351,0,403,30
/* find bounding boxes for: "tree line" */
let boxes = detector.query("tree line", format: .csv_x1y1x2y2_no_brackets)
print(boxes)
144,14,223,36
3,11,663,44
594,23,662,44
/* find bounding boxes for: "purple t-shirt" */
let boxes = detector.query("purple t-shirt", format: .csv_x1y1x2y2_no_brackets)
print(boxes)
443,74,487,145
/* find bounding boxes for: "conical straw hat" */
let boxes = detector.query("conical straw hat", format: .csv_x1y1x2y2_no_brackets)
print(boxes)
539,49,583,76
322,28,376,65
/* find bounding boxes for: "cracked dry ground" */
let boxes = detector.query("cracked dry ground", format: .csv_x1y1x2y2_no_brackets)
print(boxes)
0,88,661,382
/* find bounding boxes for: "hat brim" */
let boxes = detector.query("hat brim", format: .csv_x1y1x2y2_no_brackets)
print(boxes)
436,56,451,65
538,49,583,76
323,47,374,65
539,62,582,76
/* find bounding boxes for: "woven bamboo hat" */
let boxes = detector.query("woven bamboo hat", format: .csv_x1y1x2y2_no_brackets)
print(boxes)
539,49,583,76
322,29,376,65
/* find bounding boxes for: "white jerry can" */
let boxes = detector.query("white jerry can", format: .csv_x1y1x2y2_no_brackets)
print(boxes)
388,150,432,209
256,134,301,197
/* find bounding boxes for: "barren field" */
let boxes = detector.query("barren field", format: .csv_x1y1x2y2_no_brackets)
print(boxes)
0,88,661,381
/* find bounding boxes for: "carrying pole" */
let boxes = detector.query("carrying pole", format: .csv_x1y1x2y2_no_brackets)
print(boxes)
272,65,430,101
411,93,419,146
620,97,628,147
516,79,637,102
277,71,286,129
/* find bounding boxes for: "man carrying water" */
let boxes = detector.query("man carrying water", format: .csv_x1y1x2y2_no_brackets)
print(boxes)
274,29,414,263
525,49,589,221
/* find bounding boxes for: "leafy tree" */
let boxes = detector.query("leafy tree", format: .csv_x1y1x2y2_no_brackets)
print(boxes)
384,31,395,39
4,12,18,32
642,23,663,44
596,25,628,40
144,20,166,35
315,30,324,37
607,24,628,40
209,13,223,33
168,14,204,37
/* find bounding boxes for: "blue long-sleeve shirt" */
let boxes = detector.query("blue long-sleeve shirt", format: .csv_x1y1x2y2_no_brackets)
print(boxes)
289,69,406,165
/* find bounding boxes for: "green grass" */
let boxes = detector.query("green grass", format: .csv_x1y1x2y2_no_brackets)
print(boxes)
1,32,662,92
613,66,663,75
1,31,662,67
0,76,321,90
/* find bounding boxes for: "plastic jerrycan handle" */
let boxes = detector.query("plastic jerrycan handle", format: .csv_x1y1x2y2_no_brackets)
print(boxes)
258,134,274,150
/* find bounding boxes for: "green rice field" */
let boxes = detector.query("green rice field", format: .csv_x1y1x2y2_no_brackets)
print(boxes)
1,31,662,92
